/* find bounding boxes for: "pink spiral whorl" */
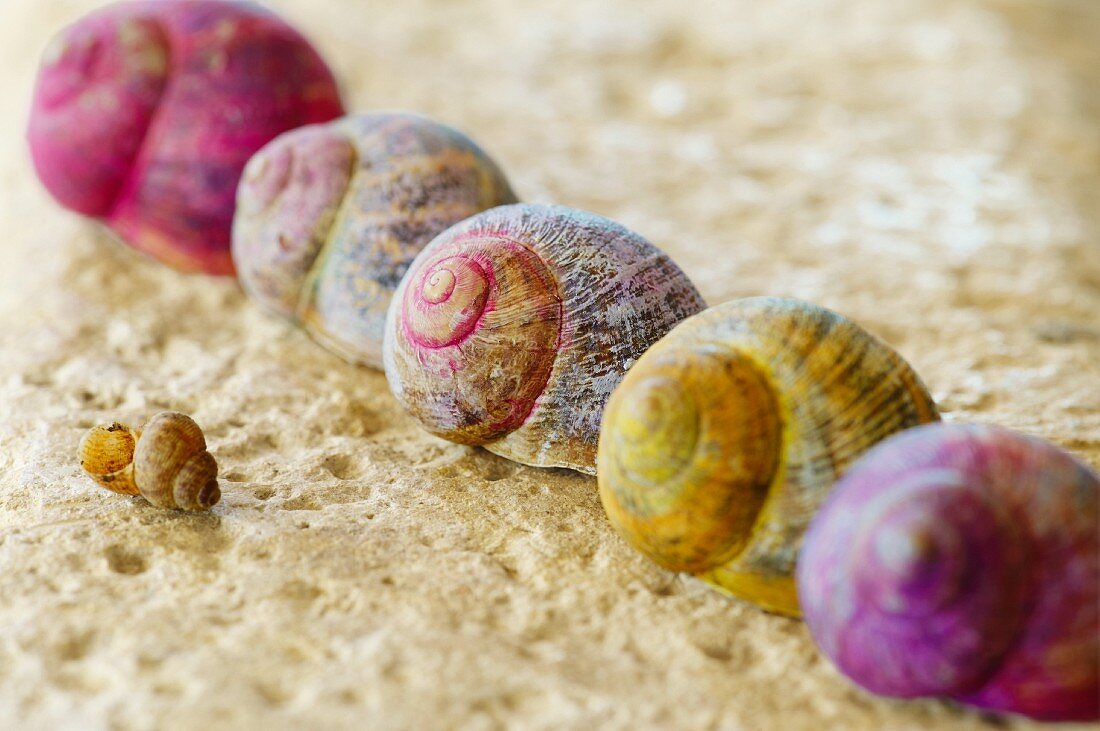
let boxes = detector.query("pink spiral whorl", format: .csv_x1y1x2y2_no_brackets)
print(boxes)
402,254,493,350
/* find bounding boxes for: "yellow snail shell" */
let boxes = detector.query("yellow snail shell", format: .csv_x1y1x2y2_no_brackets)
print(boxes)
78,411,220,511
597,297,940,616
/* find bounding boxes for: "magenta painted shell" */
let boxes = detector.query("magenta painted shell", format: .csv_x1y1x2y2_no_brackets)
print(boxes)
797,423,1099,722
232,113,517,367
27,0,344,275
383,203,707,474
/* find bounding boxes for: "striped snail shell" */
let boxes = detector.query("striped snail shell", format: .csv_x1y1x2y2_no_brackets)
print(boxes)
78,412,220,511
798,423,1099,722
383,203,707,474
28,0,344,274
232,112,517,367
597,297,940,616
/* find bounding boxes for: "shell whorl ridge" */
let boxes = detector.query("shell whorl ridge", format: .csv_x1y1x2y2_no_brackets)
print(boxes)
27,0,345,274
797,423,1100,722
78,412,220,511
597,297,940,616
233,112,517,367
384,203,708,474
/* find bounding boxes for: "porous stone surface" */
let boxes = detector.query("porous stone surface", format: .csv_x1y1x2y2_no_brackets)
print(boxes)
0,0,1096,729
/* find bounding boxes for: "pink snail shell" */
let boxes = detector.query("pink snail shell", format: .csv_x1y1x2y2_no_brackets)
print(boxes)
27,0,344,274
798,423,1099,722
383,203,707,474
232,112,517,366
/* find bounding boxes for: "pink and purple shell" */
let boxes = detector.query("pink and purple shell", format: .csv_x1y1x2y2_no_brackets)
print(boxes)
27,0,344,275
383,203,707,474
797,423,1099,722
232,113,517,367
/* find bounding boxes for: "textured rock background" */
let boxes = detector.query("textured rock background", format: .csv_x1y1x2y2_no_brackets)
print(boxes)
0,0,1097,728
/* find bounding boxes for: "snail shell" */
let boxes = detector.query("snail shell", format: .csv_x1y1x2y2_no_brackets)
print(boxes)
797,423,1099,722
383,203,707,474
597,297,940,616
78,412,220,511
27,0,344,274
232,112,517,367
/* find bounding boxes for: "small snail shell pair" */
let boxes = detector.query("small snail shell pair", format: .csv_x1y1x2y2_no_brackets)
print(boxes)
79,412,220,511
597,297,940,616
28,0,344,274
384,203,708,474
233,112,517,367
798,423,1099,722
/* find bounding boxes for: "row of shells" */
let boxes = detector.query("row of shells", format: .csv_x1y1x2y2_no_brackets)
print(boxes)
33,1,1098,723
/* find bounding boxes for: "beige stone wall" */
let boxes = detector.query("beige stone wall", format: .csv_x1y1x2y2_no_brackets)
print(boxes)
0,0,1096,728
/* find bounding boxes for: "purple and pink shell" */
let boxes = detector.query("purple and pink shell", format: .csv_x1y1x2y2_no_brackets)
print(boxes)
797,422,1099,722
27,0,344,275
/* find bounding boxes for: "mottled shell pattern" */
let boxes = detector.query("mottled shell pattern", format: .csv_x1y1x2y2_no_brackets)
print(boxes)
27,0,344,274
383,203,707,474
79,412,220,511
597,297,940,616
233,112,517,367
797,423,1099,722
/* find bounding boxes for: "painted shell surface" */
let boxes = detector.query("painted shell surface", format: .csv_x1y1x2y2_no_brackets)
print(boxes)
597,297,940,616
383,203,707,474
28,0,344,275
797,423,1099,722
232,112,517,367
79,412,220,511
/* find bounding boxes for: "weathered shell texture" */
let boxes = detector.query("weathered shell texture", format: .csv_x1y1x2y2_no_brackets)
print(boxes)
27,0,344,275
596,297,940,616
383,203,707,474
797,423,1099,722
78,412,220,511
232,113,517,367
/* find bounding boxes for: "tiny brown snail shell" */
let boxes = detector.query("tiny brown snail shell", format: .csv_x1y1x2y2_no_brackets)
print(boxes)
597,297,940,616
78,412,220,511
798,423,1099,721
232,112,517,367
383,203,707,474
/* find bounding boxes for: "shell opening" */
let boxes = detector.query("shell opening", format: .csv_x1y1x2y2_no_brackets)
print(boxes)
170,448,220,511
196,478,221,510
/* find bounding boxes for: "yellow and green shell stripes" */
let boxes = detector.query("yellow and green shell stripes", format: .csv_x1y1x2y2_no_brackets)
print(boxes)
597,297,940,616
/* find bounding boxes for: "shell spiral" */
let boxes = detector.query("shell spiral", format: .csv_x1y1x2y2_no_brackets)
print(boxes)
27,0,344,275
232,112,517,367
797,423,1099,722
78,412,220,511
597,297,940,616
383,203,707,474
